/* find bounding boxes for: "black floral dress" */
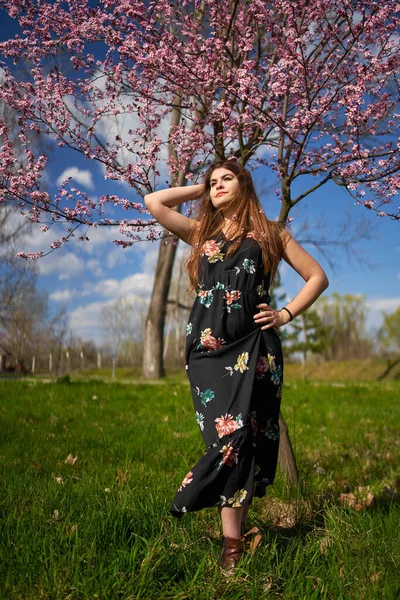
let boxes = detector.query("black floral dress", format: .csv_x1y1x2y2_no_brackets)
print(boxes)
170,232,283,517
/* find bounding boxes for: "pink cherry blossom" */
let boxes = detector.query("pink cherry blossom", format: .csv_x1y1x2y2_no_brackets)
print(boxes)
0,0,398,260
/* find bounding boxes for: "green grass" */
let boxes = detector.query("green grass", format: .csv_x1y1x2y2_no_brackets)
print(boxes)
0,379,399,599
6,356,399,383
284,358,400,382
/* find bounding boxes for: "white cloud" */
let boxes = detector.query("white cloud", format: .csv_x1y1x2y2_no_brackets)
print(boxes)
49,289,77,303
40,252,85,276
366,297,400,313
86,272,154,299
365,297,400,332
142,241,160,273
56,166,94,190
68,300,108,340
86,258,105,278
106,247,128,269
68,294,149,342
72,225,122,254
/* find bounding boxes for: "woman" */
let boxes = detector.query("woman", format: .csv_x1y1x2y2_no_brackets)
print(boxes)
144,160,328,571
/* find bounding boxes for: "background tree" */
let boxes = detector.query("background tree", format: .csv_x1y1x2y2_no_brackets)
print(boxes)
379,307,400,353
0,272,67,373
317,292,373,361
163,252,195,369
377,307,400,380
285,308,333,378
101,298,136,379
62,335,99,373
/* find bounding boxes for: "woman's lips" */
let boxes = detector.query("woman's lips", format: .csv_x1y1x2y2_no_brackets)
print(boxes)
216,191,227,197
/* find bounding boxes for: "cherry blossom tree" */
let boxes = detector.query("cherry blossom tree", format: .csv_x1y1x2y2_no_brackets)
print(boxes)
0,0,399,482
0,0,398,330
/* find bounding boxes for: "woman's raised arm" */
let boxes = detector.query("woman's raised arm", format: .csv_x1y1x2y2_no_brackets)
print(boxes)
144,184,204,245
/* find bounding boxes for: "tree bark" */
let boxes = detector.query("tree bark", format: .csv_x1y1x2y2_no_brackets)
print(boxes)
275,182,299,486
278,413,299,486
142,92,186,380
142,231,180,379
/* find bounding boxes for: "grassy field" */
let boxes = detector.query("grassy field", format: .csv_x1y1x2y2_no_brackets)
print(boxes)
8,355,399,383
0,378,399,600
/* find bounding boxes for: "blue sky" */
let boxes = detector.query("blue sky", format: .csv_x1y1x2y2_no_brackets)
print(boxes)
1,9,399,345
13,143,398,344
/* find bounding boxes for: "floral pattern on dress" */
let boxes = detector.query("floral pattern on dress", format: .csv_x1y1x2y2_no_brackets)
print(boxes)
197,289,214,307
194,386,215,407
224,351,250,377
217,442,239,469
196,411,205,431
178,471,193,492
228,488,248,507
223,288,241,312
242,258,256,274
256,283,265,297
219,488,247,507
198,328,225,352
261,418,280,441
215,413,243,438
197,282,243,312
186,322,193,335
201,240,225,263
230,258,257,277
255,355,269,379
267,353,283,385
234,352,249,373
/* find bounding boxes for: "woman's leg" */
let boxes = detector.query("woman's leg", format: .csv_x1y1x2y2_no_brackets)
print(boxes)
218,507,244,569
220,506,244,538
218,503,251,537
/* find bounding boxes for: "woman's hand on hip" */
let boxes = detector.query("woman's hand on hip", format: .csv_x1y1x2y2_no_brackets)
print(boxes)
253,304,290,330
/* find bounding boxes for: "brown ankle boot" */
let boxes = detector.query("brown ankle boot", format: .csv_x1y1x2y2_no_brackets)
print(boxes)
218,536,243,570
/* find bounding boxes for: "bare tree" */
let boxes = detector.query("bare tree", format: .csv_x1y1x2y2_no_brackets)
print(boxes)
101,297,148,378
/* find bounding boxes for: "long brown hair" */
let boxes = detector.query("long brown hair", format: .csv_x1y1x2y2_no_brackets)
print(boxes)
186,160,287,290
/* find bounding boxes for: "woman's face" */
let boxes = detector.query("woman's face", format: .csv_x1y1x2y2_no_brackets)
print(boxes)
209,168,240,209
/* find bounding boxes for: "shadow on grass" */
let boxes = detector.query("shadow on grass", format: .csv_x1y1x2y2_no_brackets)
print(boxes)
250,482,400,554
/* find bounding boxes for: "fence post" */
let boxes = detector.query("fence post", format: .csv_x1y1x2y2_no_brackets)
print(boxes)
97,352,101,370
32,356,36,373
80,351,84,370
49,353,53,373
66,350,70,372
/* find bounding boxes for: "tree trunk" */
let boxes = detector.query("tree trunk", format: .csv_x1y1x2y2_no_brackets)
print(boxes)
276,182,299,486
142,232,180,379
142,91,187,380
278,413,299,486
